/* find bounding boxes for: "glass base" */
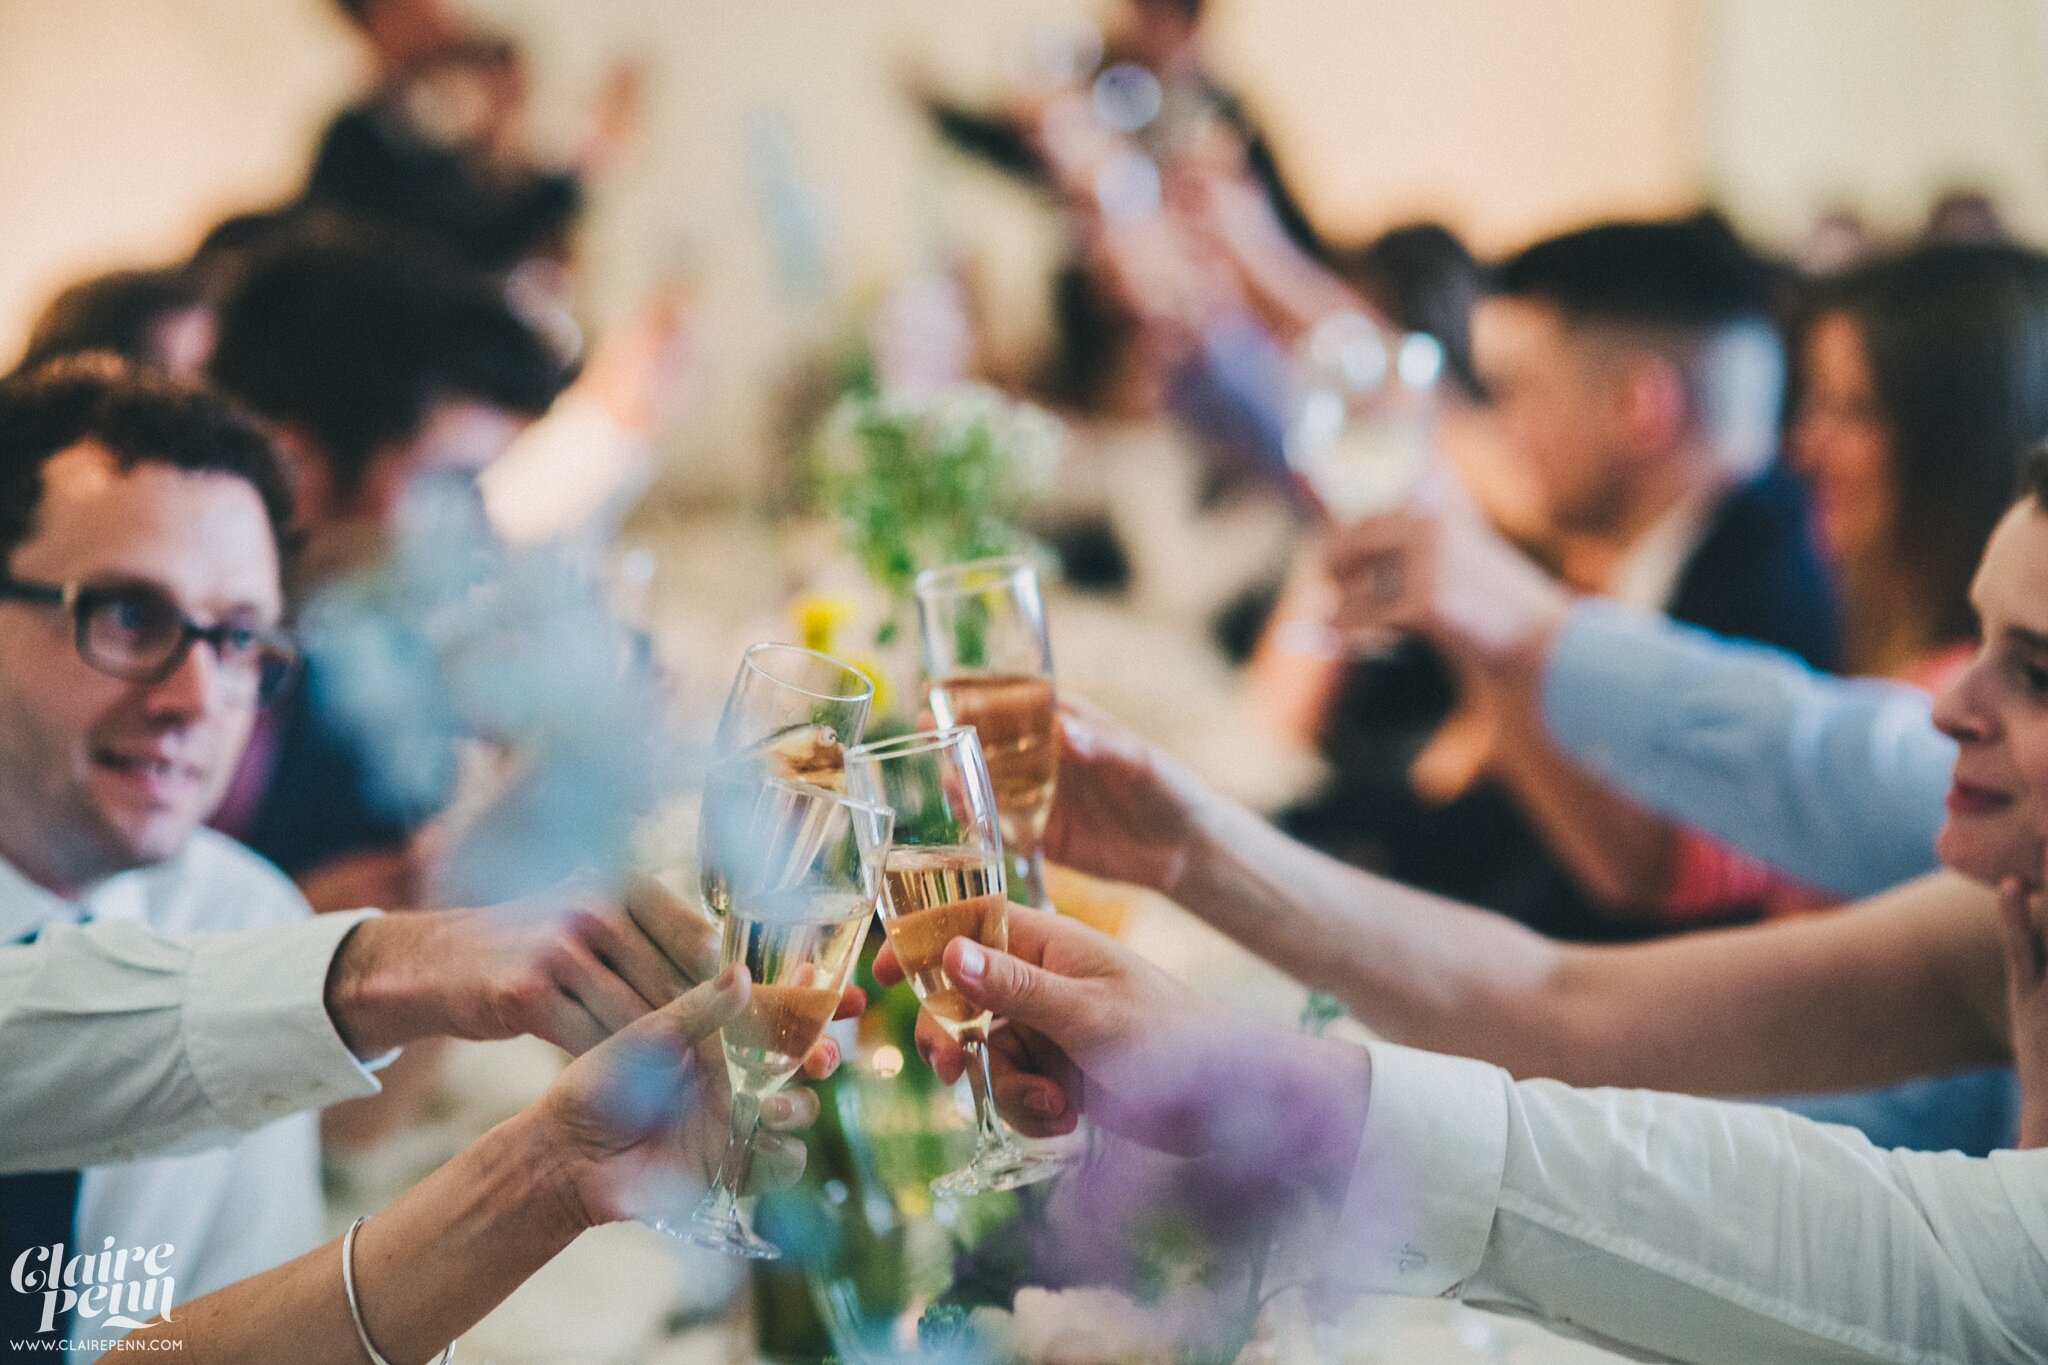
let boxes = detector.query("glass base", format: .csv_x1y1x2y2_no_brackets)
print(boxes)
931,1143,1066,1199
653,1203,782,1260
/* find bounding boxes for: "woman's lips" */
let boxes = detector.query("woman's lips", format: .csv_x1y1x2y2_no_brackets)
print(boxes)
1946,779,2015,817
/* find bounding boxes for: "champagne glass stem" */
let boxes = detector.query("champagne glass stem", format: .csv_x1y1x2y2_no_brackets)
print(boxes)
1009,845,1051,911
699,1090,765,1232
962,1033,1018,1157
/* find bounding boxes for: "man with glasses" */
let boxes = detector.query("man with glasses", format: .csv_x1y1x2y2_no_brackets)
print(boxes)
0,356,753,1354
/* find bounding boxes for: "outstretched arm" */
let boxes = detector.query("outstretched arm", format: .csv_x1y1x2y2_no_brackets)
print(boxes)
884,911,2046,1365
1045,698,2008,1095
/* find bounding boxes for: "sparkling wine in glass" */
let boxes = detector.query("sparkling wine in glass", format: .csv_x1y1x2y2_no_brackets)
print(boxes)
846,726,1065,1197
700,643,874,918
679,774,891,1258
913,558,1060,911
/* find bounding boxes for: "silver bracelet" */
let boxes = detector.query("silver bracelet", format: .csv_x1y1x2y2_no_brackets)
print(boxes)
343,1215,456,1365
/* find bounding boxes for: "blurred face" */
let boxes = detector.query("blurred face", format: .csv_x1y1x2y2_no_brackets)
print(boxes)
0,445,282,896
1932,501,2048,886
351,396,527,527
1472,297,1627,533
1790,310,1894,571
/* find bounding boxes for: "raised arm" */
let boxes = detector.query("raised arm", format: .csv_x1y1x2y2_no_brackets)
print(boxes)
1048,698,2008,1095
1326,502,1951,899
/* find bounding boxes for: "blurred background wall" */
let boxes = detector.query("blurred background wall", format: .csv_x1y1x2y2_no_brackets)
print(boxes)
2,0,2044,491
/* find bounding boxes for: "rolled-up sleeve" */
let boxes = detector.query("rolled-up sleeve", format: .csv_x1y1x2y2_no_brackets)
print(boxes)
0,911,386,1171
1335,1040,2048,1364
1542,601,1953,898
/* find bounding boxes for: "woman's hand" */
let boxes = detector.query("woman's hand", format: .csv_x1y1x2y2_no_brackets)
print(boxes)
1042,697,1214,899
532,965,836,1230
1996,865,2048,1148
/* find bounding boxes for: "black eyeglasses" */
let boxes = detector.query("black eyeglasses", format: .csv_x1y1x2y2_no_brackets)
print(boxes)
0,576,299,704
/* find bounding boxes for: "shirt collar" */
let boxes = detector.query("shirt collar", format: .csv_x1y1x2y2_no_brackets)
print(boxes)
0,848,175,944
1605,478,1731,614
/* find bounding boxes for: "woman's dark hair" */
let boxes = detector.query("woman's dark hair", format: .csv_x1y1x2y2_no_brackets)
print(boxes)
0,354,294,569
15,267,209,377
1807,241,2048,650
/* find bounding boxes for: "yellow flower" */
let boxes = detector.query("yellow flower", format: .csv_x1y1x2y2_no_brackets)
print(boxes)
791,593,856,654
846,656,891,717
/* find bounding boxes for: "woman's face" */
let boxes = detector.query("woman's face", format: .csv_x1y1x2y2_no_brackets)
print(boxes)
1932,501,2048,885
1790,311,1895,571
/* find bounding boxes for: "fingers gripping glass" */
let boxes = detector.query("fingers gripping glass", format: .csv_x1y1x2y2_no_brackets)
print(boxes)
0,577,298,703
670,774,892,1258
845,726,1066,1197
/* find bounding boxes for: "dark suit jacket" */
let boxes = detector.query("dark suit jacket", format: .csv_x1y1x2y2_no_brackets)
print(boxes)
1282,464,1840,942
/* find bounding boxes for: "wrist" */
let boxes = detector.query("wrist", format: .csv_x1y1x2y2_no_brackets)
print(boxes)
495,1104,603,1239
325,912,464,1055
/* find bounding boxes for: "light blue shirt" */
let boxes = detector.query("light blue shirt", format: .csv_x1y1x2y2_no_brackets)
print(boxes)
1541,601,1953,898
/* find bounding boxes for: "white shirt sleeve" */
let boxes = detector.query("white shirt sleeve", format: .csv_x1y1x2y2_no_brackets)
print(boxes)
0,910,387,1172
1332,1043,2048,1364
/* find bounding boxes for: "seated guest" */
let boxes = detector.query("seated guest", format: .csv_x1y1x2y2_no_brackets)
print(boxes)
1282,214,1837,939
205,224,571,896
12,266,213,381
0,358,824,1351
305,0,635,274
1788,241,2048,686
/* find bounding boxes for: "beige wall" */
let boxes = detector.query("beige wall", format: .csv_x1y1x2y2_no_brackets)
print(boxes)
1211,0,1703,253
1,0,2043,490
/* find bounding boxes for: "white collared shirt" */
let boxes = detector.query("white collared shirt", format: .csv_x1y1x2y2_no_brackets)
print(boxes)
1331,1043,2048,1363
0,835,386,1361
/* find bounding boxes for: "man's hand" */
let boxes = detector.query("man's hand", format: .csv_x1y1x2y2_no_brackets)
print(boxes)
1042,697,1214,899
1997,862,2048,1148
325,876,860,1064
873,909,1370,1201
1325,496,1571,679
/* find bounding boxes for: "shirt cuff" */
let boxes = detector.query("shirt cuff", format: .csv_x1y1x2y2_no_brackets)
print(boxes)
1541,600,1687,780
1326,1043,1511,1298
182,909,387,1129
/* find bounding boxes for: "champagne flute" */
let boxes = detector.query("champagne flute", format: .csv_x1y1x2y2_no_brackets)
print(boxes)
701,643,874,919
845,726,1065,1197
912,558,1060,911
682,772,892,1258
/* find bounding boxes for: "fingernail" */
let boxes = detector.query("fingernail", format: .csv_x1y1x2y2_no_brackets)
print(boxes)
954,942,986,982
716,963,746,991
765,1094,795,1123
818,1040,840,1071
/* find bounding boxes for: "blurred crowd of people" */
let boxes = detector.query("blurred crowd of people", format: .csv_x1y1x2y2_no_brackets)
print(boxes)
1,0,2045,1360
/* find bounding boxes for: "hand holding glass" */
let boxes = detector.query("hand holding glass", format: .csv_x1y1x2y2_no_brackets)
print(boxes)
677,772,891,1257
913,558,1059,910
846,726,1064,1197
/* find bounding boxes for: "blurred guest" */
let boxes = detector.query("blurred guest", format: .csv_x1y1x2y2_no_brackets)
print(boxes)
13,266,213,381
1282,215,1836,940
305,0,639,275
1789,241,2048,684
1925,187,2009,245
206,225,570,897
1797,205,1872,276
